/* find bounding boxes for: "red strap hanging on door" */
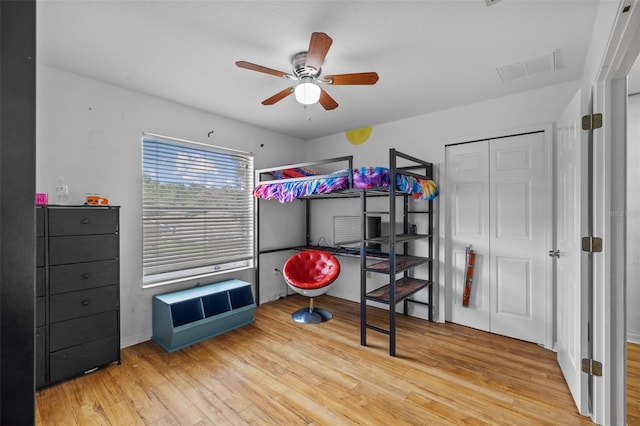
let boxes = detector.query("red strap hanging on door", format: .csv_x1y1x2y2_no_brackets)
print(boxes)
462,245,476,307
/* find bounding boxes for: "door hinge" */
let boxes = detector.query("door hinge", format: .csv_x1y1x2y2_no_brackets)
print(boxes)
582,358,603,376
581,236,602,253
582,113,603,130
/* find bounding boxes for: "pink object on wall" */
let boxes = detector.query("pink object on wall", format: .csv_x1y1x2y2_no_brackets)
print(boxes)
35,193,48,205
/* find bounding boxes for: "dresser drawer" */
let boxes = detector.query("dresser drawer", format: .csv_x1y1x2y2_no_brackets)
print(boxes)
36,296,46,328
49,234,118,266
36,355,46,388
36,266,45,297
50,260,118,295
50,310,118,352
36,207,45,237
49,208,117,237
49,334,119,383
36,237,45,267
50,285,118,323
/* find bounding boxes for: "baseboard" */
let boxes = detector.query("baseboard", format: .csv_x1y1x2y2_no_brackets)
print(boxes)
121,333,152,349
627,330,640,344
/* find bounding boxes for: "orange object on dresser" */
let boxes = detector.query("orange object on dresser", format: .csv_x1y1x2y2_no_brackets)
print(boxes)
86,194,109,205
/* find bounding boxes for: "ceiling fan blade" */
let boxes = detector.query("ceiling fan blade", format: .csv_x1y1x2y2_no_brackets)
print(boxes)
261,87,294,105
236,61,291,78
318,88,338,110
323,72,379,85
305,32,333,72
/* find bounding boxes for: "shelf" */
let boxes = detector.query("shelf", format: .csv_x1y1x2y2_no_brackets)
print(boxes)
365,255,430,274
366,277,432,304
365,233,431,244
295,245,389,260
296,245,429,271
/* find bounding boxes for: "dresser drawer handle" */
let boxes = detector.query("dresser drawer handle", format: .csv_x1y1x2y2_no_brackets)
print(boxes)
82,273,90,279
81,218,90,224
82,300,90,306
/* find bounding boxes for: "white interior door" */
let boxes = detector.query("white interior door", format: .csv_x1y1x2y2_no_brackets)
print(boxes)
489,133,549,345
447,141,490,331
555,90,588,415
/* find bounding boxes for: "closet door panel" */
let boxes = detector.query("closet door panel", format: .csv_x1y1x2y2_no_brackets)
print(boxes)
495,181,531,239
495,256,531,317
489,133,548,345
446,141,490,331
454,182,485,236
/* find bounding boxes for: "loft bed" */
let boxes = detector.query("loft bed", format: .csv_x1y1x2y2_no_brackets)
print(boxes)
253,149,438,356
253,157,438,203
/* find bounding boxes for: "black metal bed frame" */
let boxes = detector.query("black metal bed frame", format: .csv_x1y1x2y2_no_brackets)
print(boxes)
254,149,435,356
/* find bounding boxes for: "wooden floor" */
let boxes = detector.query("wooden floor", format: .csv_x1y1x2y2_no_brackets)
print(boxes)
629,342,640,425
36,295,604,425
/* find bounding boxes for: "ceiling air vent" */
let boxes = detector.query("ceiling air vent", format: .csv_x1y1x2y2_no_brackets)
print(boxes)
497,50,557,83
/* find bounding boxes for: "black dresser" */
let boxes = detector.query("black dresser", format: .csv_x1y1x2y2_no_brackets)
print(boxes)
36,205,120,388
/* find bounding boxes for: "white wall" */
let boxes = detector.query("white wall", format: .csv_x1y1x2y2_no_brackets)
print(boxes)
303,80,580,322
36,64,306,347
627,93,640,343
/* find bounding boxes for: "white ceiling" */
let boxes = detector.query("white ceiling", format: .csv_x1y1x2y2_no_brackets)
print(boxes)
37,0,602,140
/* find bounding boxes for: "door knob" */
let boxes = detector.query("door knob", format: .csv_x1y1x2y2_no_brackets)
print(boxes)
548,250,560,258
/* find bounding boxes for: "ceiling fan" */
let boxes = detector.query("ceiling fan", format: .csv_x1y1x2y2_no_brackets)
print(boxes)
236,32,379,110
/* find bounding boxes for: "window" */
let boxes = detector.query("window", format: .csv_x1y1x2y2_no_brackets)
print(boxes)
142,133,253,287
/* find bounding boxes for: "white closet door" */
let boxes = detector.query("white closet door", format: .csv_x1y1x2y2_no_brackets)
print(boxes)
447,141,490,331
446,132,550,345
489,133,548,345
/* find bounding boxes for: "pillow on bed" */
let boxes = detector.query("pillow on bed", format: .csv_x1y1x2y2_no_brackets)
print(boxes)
353,167,390,188
271,167,319,179
411,179,439,200
283,167,319,178
270,170,288,179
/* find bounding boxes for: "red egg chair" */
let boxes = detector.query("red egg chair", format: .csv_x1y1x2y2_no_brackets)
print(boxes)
283,250,341,324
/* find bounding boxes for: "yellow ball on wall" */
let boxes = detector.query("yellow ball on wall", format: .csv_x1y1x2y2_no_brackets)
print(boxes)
345,126,372,145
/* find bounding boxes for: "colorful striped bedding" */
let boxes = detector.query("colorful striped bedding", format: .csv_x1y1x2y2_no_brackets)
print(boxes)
253,166,438,203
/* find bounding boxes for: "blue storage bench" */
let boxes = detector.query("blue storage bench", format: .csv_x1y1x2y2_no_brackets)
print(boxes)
152,279,255,352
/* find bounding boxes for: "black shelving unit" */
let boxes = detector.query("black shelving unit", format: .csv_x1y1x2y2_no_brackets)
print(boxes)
360,149,434,356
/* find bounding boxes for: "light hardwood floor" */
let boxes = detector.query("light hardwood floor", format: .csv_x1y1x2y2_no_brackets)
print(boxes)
629,342,640,425
36,295,601,425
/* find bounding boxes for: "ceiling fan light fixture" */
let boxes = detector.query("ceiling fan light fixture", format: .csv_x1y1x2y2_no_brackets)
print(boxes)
294,80,321,105
237,32,377,111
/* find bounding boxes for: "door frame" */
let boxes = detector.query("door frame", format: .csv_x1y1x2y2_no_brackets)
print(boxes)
443,123,555,350
590,0,640,423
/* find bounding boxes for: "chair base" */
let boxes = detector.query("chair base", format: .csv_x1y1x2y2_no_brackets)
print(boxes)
291,307,332,324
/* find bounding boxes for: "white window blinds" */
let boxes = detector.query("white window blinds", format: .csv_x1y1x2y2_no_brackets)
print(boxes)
142,134,254,286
